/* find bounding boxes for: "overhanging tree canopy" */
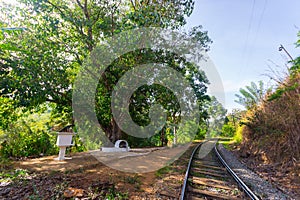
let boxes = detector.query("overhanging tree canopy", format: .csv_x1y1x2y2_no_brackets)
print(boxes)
1,0,212,144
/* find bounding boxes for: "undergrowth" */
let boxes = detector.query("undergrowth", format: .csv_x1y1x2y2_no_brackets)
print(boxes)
239,71,300,167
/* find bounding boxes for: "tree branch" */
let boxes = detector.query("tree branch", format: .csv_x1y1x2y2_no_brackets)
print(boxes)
130,0,136,11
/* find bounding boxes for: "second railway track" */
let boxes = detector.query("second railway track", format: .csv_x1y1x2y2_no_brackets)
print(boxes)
180,140,260,200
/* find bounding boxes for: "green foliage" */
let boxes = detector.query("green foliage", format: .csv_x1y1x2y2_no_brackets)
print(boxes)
206,96,227,137
0,168,29,183
0,112,58,158
155,165,172,177
0,0,212,149
194,122,207,140
235,80,271,109
0,97,19,130
123,175,140,185
267,82,298,101
68,134,86,153
233,125,244,144
220,109,245,138
0,0,200,109
268,59,300,101
0,105,85,158
221,123,236,137
176,120,200,143
290,57,300,73
94,41,211,143
218,109,246,143
1,2,74,109
124,0,194,29
104,185,128,200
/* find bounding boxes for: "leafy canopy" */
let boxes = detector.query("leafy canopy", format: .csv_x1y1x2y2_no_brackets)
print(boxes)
1,0,213,145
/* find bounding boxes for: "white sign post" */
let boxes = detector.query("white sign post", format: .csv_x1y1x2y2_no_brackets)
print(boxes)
55,132,75,160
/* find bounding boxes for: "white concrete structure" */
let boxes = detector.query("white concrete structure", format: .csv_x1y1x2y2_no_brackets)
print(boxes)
101,140,130,152
55,132,75,160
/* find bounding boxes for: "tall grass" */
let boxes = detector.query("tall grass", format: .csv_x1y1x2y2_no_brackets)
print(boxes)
240,72,300,166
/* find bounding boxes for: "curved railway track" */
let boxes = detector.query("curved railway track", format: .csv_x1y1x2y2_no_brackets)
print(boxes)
180,140,260,200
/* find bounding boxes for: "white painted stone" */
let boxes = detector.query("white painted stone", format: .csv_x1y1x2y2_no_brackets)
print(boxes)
101,140,130,152
114,140,129,149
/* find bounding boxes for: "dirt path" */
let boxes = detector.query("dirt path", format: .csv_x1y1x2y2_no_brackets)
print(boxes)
13,152,98,173
1,145,196,199
13,145,188,173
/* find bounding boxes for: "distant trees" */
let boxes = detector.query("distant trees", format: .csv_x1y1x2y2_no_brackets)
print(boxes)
206,96,227,137
221,109,245,138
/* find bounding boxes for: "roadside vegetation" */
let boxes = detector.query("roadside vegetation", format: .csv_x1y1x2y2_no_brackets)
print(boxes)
239,63,300,167
225,33,300,198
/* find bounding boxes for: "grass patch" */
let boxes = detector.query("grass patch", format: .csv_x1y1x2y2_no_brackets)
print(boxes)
0,168,30,183
219,140,236,150
124,175,140,184
64,167,84,174
104,185,128,200
155,165,172,177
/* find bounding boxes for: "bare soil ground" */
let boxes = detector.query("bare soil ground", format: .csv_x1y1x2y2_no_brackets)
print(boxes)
0,144,196,199
230,145,300,199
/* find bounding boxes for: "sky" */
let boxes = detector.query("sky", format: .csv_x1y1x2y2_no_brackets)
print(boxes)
185,0,300,111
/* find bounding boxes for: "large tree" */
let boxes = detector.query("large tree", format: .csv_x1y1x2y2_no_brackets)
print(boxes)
1,0,212,144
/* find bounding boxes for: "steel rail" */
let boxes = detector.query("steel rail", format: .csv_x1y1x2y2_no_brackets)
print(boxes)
214,145,260,200
180,142,203,200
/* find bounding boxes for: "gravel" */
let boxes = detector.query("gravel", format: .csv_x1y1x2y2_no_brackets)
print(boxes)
217,144,292,200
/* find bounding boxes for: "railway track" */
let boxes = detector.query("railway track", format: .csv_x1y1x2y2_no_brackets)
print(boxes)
180,140,260,200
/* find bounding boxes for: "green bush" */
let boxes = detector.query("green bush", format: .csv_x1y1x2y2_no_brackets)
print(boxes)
233,125,244,144
0,124,58,158
68,134,86,153
0,108,86,158
221,123,236,137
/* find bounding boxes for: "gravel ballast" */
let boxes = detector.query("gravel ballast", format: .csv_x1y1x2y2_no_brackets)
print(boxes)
217,144,292,200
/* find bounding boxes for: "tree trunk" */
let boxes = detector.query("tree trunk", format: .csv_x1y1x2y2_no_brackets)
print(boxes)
160,128,164,147
109,117,122,144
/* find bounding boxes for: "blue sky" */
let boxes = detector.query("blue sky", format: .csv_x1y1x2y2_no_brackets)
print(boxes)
185,0,300,111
